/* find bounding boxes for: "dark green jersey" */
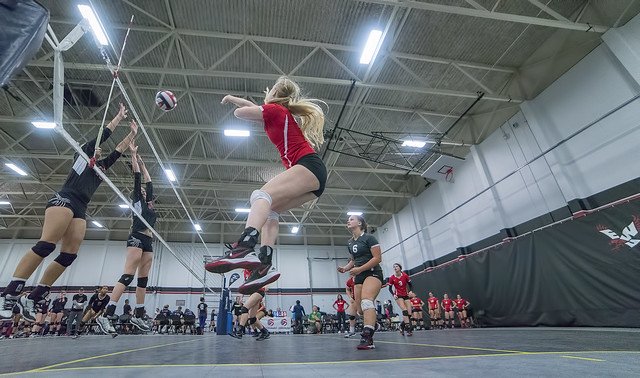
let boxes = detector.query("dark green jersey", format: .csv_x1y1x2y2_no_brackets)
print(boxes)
347,233,381,269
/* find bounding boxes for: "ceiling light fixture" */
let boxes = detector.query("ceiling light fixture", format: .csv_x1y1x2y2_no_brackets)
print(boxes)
92,221,104,228
224,129,250,137
347,211,363,216
77,4,109,46
5,163,28,176
194,224,202,231
291,226,299,234
360,29,383,64
235,208,251,213
165,169,177,182
31,121,57,129
402,140,427,148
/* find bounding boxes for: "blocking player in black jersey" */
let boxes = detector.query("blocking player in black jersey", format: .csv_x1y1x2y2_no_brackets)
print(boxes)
337,215,383,350
99,145,155,333
0,104,137,322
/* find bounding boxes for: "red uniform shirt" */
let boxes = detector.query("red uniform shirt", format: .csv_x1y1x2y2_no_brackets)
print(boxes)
388,272,411,297
427,297,439,310
442,298,453,311
410,297,423,310
260,103,316,169
346,277,355,299
454,298,467,310
334,299,347,312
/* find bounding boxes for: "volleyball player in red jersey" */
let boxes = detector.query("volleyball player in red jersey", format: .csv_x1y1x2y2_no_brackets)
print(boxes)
344,276,358,338
426,292,440,330
229,269,270,340
441,293,454,329
387,263,413,336
333,294,349,333
206,77,327,295
454,294,470,328
408,292,425,330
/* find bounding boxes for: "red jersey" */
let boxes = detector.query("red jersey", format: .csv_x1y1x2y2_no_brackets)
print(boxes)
334,299,347,312
442,298,453,311
454,298,467,310
427,297,439,310
388,272,411,297
260,103,316,169
410,297,423,310
346,277,355,299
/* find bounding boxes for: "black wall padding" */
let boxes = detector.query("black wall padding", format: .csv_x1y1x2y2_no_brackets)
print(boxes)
0,0,49,87
412,199,640,327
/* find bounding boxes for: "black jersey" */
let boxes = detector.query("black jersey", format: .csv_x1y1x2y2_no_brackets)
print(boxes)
60,128,122,204
159,308,172,318
232,303,243,316
35,298,51,312
131,172,157,233
197,302,208,316
51,297,67,312
347,233,381,269
91,294,110,312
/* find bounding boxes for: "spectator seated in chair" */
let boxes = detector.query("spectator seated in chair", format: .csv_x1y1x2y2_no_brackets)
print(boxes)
183,308,196,334
170,306,184,334
155,305,171,334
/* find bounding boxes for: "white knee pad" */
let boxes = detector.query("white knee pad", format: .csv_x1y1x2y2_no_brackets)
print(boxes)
250,190,272,205
267,210,279,221
361,299,375,312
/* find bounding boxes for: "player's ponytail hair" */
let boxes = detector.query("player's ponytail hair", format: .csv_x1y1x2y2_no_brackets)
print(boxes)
355,215,368,232
266,76,325,149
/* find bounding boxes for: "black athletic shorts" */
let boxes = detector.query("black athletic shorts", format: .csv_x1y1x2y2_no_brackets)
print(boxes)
354,268,384,285
46,191,87,219
51,309,63,314
126,232,154,252
397,295,410,301
412,308,421,313
295,153,327,197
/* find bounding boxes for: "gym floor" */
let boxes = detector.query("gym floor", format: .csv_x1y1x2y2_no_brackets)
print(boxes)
1,328,639,377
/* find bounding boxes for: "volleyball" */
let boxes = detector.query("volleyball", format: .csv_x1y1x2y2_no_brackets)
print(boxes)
155,90,177,111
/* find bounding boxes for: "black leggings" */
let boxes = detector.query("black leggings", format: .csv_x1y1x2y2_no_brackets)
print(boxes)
336,311,346,331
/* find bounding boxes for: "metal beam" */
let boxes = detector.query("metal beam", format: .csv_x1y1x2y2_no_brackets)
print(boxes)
26,61,520,102
49,18,518,74
2,175,414,198
357,0,608,32
0,150,421,176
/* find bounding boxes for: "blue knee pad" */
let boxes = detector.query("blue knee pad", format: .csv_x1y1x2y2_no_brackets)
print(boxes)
32,241,56,258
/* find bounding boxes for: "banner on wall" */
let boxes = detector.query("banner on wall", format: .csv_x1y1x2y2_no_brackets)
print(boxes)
412,200,640,327
260,315,290,333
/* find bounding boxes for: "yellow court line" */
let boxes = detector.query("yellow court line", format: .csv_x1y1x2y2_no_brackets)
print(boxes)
370,339,523,353
561,355,605,362
22,351,640,373
1,337,202,376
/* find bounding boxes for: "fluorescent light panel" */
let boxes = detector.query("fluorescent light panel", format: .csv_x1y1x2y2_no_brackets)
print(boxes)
0,201,11,205
194,224,202,231
31,121,56,129
92,221,103,228
165,169,176,182
5,163,27,176
224,129,250,137
77,5,109,46
347,211,363,216
402,140,427,148
291,226,299,234
118,204,129,209
235,208,251,213
360,29,383,64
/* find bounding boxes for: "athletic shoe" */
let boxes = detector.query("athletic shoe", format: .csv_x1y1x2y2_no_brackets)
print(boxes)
228,330,243,339
344,332,356,338
238,265,281,295
406,330,413,336
400,329,405,336
0,295,16,319
256,331,270,341
205,245,261,274
252,331,260,337
130,317,150,331
357,335,375,350
17,296,36,323
96,316,111,335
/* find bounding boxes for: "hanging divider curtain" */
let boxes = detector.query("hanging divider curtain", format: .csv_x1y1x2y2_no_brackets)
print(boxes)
413,200,640,327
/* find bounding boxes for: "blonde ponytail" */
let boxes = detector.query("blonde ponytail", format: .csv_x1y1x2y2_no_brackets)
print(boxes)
266,76,326,149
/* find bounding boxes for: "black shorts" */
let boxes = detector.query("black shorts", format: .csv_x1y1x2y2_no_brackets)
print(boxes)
51,309,63,314
295,153,327,197
127,232,154,252
412,308,422,313
12,305,20,315
354,268,384,285
397,295,410,301
46,191,87,219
